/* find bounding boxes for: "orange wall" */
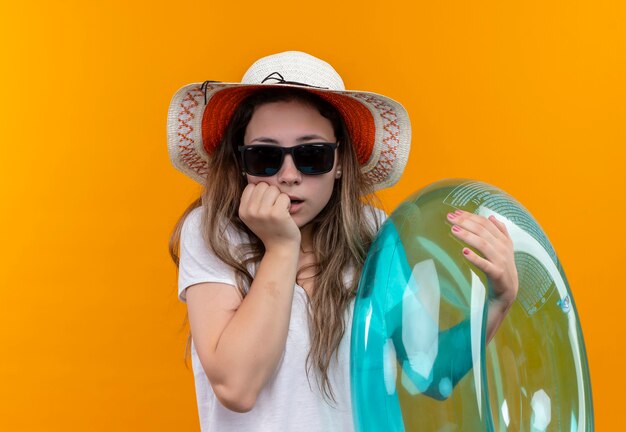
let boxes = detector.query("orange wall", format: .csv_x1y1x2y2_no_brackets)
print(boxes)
1,0,623,430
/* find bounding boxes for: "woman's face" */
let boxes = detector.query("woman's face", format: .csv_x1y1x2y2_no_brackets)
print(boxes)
242,99,341,229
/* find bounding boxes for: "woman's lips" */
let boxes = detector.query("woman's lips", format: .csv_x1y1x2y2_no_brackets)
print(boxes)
289,198,304,213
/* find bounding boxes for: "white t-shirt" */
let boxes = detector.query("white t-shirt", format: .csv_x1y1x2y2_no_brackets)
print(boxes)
178,205,387,432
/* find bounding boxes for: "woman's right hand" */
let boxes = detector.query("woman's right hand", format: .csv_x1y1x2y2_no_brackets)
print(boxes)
239,182,301,249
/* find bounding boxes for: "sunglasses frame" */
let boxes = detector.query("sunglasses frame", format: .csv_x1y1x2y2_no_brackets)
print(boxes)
237,142,340,177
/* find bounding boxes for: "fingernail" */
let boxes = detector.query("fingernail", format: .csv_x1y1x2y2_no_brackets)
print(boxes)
447,212,456,219
463,248,470,255
452,225,461,232
454,210,464,216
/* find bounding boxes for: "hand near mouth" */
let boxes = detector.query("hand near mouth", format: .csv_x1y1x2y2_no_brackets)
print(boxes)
239,182,301,249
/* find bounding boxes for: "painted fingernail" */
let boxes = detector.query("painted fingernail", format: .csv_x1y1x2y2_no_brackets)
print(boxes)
454,210,464,216
447,212,456,219
452,225,461,232
463,248,470,255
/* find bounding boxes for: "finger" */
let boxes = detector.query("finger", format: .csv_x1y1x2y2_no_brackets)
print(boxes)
247,182,269,212
259,185,281,211
488,215,511,238
274,193,292,212
451,224,498,260
449,211,503,244
239,183,255,212
461,247,496,275
451,218,514,265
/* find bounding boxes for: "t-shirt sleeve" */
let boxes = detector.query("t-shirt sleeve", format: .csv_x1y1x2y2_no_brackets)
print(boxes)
177,207,238,303
373,206,388,228
364,205,389,233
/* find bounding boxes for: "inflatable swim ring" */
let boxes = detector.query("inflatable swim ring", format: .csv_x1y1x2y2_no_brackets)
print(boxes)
350,179,593,431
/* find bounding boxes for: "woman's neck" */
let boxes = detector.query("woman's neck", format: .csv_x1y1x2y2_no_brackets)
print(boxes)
300,224,314,253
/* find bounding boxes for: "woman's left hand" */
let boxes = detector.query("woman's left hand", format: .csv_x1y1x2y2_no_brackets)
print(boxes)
447,209,519,307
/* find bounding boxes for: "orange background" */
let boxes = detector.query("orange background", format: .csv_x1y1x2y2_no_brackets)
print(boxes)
1,0,623,430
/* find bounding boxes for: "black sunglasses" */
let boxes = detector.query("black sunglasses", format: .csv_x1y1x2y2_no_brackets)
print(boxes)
237,142,339,177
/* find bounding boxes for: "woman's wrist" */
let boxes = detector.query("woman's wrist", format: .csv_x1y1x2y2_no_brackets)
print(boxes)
489,294,516,317
264,240,301,259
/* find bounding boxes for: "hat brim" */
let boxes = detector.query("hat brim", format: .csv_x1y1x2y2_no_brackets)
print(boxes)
167,82,410,191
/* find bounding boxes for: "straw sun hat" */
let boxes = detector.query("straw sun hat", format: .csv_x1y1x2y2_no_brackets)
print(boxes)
166,51,411,191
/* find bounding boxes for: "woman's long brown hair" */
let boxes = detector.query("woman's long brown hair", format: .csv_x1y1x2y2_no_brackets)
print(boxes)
169,87,382,403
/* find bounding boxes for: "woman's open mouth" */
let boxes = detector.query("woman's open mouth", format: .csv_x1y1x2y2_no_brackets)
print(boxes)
289,198,304,213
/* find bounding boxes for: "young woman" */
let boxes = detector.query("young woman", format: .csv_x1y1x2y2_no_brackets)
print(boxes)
167,51,518,431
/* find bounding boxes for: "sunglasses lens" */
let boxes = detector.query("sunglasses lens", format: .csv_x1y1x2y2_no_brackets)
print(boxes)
294,145,334,174
241,144,336,176
244,146,283,176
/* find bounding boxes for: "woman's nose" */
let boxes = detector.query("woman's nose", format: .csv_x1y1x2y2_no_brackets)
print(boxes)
277,154,301,185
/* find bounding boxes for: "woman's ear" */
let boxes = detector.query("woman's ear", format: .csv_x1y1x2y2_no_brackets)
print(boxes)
335,166,343,179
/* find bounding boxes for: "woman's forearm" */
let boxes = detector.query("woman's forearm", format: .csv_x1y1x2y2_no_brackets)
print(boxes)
485,296,515,344
212,243,299,410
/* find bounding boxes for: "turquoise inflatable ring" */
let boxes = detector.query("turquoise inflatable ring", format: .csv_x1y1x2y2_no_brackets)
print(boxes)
350,179,593,431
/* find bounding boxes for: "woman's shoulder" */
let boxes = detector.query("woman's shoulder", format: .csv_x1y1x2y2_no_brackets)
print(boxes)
183,206,203,229
362,204,388,229
182,205,247,244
